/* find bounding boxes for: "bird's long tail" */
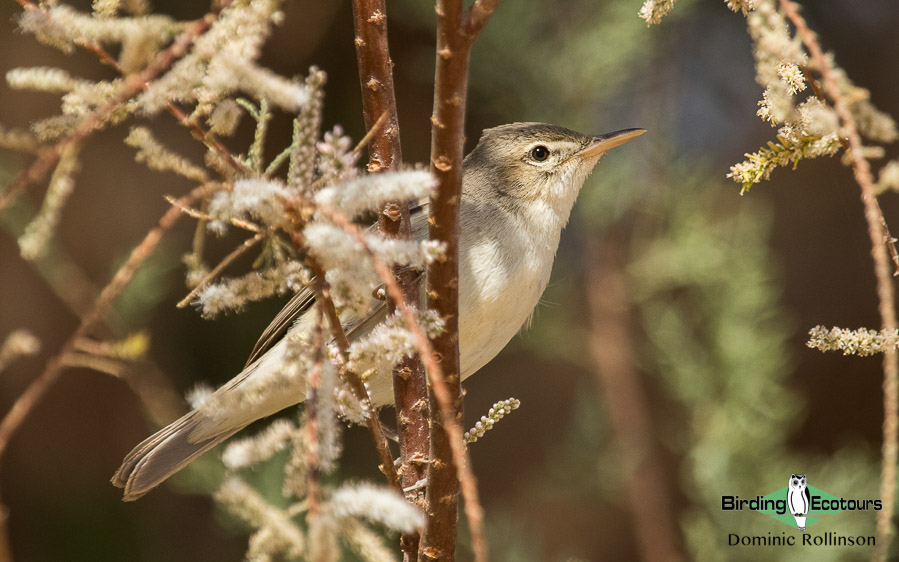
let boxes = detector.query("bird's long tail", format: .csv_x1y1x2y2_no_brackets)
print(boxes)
111,410,244,501
111,300,384,500
112,335,311,500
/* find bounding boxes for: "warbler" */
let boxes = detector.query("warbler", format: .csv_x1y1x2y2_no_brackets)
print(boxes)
113,122,645,500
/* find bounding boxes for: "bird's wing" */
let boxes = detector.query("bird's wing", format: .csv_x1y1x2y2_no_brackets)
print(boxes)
244,287,314,367
113,200,431,500
245,199,430,367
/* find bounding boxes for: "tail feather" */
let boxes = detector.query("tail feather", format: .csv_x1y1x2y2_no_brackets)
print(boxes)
111,292,389,501
112,411,242,501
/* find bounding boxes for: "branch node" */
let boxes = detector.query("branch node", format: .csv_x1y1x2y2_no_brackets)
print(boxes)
382,202,402,221
432,156,452,171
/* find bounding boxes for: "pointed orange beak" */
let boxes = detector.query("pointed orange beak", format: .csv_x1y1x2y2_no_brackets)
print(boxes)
575,128,646,159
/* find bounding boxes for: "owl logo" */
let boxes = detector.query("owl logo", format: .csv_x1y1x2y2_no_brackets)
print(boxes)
788,473,810,532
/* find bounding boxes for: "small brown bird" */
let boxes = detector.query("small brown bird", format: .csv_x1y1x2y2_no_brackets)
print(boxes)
113,122,645,500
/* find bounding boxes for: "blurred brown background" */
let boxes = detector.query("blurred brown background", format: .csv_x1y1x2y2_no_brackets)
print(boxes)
2,0,899,560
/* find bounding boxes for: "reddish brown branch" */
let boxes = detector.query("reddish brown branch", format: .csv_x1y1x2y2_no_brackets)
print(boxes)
421,0,497,560
351,0,403,176
780,1,898,558
350,0,428,558
423,7,467,557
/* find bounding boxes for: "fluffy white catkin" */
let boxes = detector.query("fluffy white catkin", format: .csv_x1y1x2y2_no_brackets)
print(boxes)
314,170,436,217
329,483,425,533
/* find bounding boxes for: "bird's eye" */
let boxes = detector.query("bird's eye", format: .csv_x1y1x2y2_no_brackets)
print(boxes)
530,145,550,161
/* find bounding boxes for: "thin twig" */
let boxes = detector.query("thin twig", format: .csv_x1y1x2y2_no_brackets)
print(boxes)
306,304,325,516
0,1,243,211
176,232,264,308
351,111,388,156
165,102,249,177
163,196,259,233
801,64,899,274
60,352,128,378
297,245,402,492
0,182,223,558
781,2,898,558
12,1,121,69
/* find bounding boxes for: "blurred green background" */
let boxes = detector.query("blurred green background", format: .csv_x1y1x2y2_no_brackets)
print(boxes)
2,0,899,560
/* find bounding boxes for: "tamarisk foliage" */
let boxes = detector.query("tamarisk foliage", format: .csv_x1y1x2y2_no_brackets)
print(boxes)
0,0,517,559
645,1,899,557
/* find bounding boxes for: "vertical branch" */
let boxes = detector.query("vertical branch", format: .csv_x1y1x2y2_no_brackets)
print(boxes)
779,1,898,558
422,1,467,555
586,235,683,562
422,1,499,560
351,0,403,175
350,2,428,558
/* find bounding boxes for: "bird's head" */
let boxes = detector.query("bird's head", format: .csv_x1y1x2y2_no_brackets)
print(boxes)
463,122,645,213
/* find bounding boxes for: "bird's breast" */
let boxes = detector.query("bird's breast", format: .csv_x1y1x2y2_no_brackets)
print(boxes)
457,222,556,379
